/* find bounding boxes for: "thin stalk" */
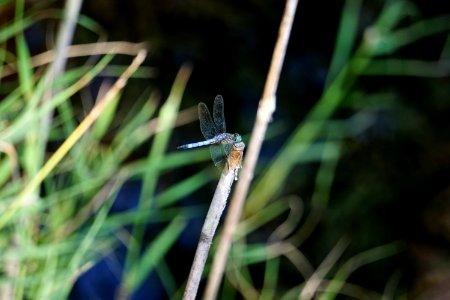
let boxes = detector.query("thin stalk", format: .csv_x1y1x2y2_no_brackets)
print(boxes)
39,0,83,173
203,0,298,299
183,142,245,300
1,42,148,79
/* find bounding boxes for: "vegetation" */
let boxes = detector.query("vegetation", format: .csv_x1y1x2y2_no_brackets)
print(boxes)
0,0,449,299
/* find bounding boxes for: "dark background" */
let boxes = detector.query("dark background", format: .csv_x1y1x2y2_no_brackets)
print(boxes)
49,0,450,298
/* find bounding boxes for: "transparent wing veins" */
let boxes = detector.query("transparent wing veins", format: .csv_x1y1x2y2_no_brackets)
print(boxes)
198,102,218,140
213,95,226,134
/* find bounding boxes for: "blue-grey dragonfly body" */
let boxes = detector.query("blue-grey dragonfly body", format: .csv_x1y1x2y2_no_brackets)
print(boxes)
177,95,242,167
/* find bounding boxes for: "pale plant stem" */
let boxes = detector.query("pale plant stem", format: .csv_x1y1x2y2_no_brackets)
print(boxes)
1,42,148,79
4,1,83,298
182,167,235,300
183,142,245,300
203,0,299,299
39,0,83,168
300,238,349,300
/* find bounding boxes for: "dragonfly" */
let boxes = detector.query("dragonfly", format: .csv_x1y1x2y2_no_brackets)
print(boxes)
177,95,242,167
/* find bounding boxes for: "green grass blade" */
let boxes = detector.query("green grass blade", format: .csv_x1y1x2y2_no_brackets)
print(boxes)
0,54,115,143
92,92,120,140
14,0,33,99
325,0,362,87
122,65,192,298
261,258,280,300
317,242,403,300
156,168,213,208
122,215,187,294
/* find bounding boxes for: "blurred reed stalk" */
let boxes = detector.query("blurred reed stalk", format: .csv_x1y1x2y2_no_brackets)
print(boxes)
203,0,299,299
2,0,82,298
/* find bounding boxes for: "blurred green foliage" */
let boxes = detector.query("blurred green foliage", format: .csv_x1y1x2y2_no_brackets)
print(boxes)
0,0,449,299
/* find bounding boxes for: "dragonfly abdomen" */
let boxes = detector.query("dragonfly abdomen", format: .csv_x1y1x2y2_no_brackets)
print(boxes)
177,138,217,149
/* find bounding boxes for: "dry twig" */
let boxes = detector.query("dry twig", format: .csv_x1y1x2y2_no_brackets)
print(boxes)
203,0,299,299
183,142,245,300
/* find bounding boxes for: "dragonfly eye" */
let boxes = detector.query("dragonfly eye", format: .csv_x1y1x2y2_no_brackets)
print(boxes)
234,134,242,143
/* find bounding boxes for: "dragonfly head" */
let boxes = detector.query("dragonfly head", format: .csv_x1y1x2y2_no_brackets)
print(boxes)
233,133,242,143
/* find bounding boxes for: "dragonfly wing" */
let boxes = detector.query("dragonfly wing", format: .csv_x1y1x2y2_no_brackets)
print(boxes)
223,142,233,157
209,144,226,167
198,102,218,139
213,95,226,133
